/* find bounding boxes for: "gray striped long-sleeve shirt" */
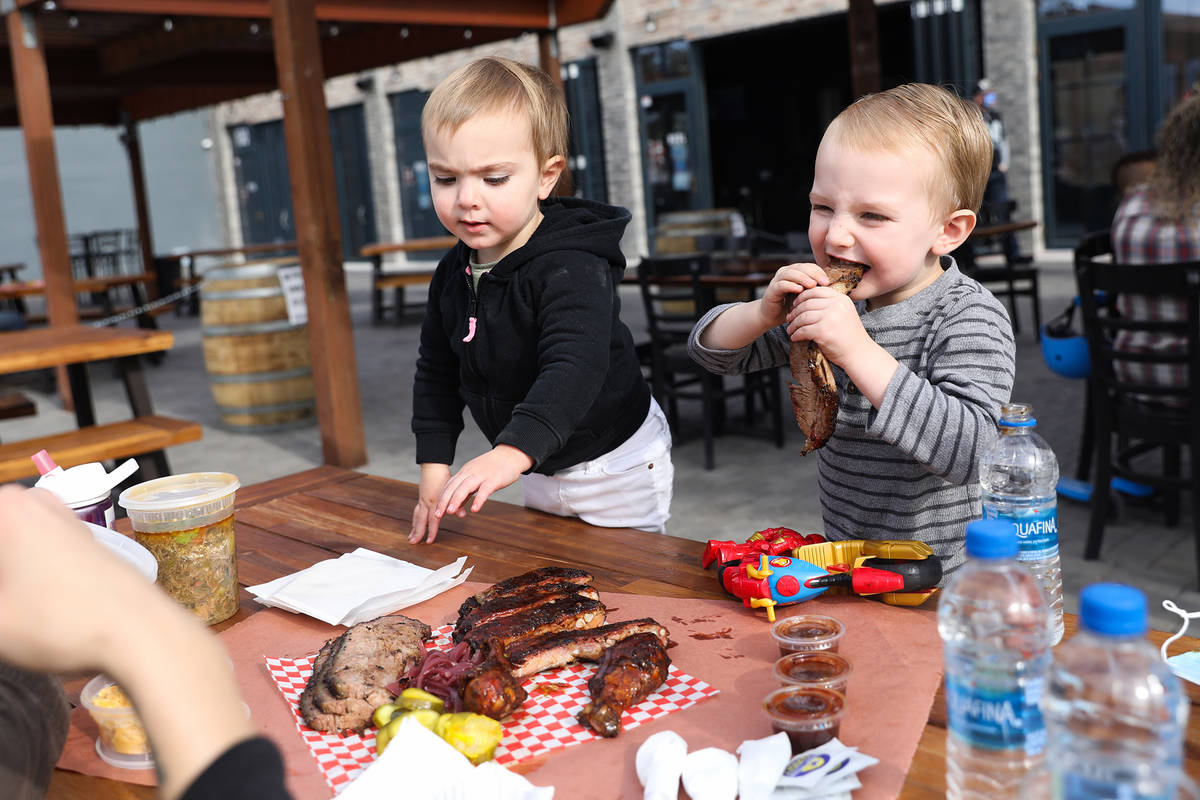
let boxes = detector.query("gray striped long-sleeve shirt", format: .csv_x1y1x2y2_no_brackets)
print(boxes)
688,260,1015,580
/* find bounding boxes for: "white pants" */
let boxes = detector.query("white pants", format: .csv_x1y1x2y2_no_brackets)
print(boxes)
522,398,674,533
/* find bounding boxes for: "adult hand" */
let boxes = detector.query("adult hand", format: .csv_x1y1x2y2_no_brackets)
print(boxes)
411,464,451,544
433,445,533,523
0,486,152,673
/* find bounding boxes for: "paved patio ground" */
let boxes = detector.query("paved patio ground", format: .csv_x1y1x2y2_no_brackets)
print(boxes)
3,253,1196,632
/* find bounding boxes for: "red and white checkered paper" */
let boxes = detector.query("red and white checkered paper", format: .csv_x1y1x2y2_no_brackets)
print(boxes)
265,623,718,794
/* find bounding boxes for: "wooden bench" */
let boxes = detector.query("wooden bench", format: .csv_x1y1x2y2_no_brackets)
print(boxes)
0,391,36,421
653,209,748,255
360,236,457,323
0,415,203,482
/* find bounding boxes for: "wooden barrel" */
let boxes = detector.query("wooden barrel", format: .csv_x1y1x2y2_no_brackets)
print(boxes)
200,260,315,430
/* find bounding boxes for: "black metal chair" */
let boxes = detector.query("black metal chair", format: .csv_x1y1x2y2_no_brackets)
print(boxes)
1074,230,1200,577
636,254,785,470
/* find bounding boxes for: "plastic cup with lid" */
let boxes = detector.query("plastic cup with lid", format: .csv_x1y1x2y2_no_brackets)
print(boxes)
32,450,139,529
118,473,241,625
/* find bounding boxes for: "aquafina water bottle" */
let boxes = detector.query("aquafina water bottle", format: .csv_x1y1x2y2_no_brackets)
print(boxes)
939,518,1052,799
1043,583,1190,799
979,401,1064,644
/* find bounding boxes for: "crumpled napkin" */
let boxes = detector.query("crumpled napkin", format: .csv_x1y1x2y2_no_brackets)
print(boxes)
338,715,553,800
246,548,471,626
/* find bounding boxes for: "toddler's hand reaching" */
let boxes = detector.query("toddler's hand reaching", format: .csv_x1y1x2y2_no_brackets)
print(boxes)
411,464,451,544
432,445,534,529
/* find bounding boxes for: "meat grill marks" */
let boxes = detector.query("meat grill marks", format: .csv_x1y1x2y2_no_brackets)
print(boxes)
455,566,593,624
789,261,866,454
452,581,601,640
506,618,670,679
461,595,607,653
576,633,672,738
299,615,431,733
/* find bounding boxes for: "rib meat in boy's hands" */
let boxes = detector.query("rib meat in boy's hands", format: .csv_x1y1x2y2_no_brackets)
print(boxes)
786,260,865,454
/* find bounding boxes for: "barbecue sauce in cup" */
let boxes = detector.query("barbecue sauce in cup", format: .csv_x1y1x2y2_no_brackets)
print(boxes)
772,651,853,694
762,685,846,752
771,614,845,655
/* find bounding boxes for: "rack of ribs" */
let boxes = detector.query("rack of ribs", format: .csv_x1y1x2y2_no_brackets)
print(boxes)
455,567,593,626
460,594,606,653
576,633,671,737
789,260,866,454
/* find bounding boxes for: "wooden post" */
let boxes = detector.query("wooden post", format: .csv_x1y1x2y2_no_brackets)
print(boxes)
270,0,366,467
537,29,563,91
8,7,77,410
847,0,882,99
121,112,157,294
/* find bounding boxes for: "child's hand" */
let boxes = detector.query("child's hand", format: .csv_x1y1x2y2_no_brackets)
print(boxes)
432,445,534,527
758,263,830,329
411,464,451,544
786,286,872,367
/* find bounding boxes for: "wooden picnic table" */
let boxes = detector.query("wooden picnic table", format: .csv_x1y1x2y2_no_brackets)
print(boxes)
0,273,163,327
360,235,457,323
0,326,199,481
45,467,1200,798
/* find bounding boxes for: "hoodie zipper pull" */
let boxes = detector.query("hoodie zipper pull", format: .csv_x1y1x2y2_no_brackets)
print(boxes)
463,264,477,343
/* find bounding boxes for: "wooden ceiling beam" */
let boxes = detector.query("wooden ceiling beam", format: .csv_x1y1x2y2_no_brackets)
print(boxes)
119,81,276,120
320,24,516,78
98,16,264,75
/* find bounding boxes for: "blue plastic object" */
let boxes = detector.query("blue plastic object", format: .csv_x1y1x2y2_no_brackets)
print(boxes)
1057,477,1155,503
1041,297,1092,379
1079,583,1147,636
964,518,1019,559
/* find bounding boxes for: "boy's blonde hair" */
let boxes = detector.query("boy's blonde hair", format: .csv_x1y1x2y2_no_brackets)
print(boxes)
827,83,992,218
422,56,572,195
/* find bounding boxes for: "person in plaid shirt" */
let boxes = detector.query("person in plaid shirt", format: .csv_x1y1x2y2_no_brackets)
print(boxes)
1111,94,1200,407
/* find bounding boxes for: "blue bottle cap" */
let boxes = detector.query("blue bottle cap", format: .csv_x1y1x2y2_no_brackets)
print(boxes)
1080,583,1147,636
965,519,1018,559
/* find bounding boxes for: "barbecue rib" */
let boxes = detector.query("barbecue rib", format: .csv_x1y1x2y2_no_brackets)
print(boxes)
455,567,594,623
506,618,669,679
453,582,601,641
789,261,866,454
461,648,529,720
576,633,671,737
299,614,431,732
461,595,606,653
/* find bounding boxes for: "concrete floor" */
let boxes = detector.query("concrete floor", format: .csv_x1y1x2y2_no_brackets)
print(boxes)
3,255,1196,632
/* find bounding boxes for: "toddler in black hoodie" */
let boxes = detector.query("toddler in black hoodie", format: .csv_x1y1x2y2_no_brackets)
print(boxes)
409,57,673,543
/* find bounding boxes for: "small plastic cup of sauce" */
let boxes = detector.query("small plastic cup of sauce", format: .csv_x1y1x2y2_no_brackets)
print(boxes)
762,685,846,753
771,614,844,655
81,674,154,770
772,651,853,694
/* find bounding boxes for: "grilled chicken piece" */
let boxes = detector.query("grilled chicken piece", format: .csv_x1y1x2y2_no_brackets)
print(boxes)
453,582,601,641
577,633,671,738
300,615,431,732
456,567,593,623
789,261,866,454
461,648,529,720
506,618,669,679
462,595,606,653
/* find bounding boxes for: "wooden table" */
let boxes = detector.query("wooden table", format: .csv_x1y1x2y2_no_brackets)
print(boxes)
48,467,1200,798
360,235,458,323
155,242,299,316
0,326,197,481
0,273,162,328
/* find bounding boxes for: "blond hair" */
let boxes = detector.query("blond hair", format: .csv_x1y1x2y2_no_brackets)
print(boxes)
827,83,992,218
1148,94,1200,221
422,57,572,195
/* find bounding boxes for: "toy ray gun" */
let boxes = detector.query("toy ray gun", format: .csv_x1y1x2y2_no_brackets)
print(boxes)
705,528,943,621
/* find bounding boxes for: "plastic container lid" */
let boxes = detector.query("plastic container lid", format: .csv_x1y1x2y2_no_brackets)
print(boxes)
1080,582,1147,636
118,472,240,533
34,456,139,508
965,518,1018,560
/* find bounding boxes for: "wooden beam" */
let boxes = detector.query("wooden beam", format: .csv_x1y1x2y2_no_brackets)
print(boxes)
270,0,365,468
847,0,881,98
98,17,267,76
120,82,276,121
537,29,563,92
320,24,515,78
120,113,155,283
7,7,77,410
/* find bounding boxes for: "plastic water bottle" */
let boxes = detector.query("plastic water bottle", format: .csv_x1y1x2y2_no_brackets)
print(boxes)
939,518,1052,799
1043,583,1189,799
979,401,1064,645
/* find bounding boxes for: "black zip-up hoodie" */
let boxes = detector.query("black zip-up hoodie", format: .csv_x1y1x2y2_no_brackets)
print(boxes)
412,197,651,475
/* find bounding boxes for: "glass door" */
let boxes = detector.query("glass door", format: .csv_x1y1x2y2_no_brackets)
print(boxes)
1038,8,1150,246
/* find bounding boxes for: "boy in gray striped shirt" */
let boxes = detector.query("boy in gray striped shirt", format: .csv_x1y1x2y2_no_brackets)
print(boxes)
688,84,1015,580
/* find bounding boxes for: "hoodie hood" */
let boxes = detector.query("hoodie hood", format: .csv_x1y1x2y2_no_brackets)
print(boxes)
488,196,632,281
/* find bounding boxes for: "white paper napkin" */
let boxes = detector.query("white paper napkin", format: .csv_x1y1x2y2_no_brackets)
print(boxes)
338,715,553,800
246,548,471,626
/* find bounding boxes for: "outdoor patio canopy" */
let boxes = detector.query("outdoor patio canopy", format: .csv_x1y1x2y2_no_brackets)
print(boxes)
1,0,613,467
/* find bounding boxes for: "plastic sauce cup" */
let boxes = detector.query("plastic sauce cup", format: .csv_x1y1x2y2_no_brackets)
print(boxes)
81,674,154,770
772,651,854,694
118,472,240,625
762,685,846,753
771,614,845,655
